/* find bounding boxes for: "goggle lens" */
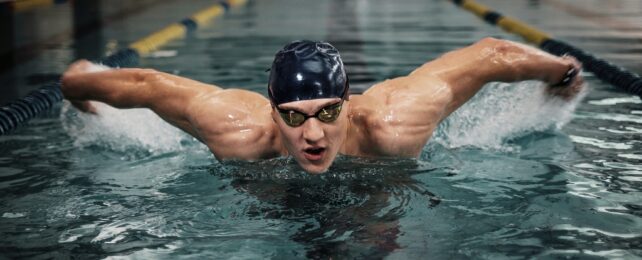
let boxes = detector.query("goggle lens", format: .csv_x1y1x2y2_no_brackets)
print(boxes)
278,102,343,127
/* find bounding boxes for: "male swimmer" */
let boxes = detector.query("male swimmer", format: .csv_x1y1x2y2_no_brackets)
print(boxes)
62,38,584,173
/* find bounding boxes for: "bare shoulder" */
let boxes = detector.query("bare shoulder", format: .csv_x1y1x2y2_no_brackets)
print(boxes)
363,74,452,103
186,88,282,160
345,75,452,157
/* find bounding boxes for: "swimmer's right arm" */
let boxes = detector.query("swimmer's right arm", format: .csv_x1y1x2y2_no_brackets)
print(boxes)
62,60,280,159
61,60,221,138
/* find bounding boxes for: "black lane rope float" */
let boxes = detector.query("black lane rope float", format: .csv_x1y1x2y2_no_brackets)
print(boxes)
451,0,642,98
0,0,247,135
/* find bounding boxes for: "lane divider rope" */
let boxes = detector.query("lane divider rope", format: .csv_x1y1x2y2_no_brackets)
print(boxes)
451,0,642,98
0,0,247,135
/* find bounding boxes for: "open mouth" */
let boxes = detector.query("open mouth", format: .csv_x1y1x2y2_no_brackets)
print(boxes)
303,147,326,161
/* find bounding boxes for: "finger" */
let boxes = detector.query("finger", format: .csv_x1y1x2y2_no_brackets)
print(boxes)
71,100,98,115
561,55,582,70
570,57,583,71
85,102,97,114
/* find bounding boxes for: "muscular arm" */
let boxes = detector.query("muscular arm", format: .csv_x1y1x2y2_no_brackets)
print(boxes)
410,37,583,116
62,60,219,138
355,37,582,157
61,60,281,160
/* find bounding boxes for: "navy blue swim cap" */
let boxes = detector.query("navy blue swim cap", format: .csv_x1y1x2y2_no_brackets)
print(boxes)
268,40,349,105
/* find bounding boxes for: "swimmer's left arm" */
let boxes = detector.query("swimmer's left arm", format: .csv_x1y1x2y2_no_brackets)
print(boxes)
410,37,584,117
358,38,583,156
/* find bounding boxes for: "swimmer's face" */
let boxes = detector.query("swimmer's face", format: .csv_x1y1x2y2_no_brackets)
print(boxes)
272,98,349,174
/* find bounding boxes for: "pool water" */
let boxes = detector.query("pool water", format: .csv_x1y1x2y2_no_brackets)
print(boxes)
1,0,641,258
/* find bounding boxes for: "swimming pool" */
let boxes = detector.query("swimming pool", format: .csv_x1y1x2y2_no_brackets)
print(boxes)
1,0,641,258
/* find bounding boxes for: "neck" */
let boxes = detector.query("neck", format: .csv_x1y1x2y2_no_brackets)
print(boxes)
339,101,353,155
271,121,290,157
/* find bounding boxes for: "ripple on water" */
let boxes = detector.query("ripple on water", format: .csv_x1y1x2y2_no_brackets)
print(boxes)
588,96,642,106
599,160,642,171
575,112,642,124
598,126,642,134
617,153,642,160
552,224,640,239
569,135,633,150
0,167,24,178
2,212,26,218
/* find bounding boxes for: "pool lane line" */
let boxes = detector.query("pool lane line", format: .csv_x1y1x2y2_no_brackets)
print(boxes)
325,0,376,95
0,0,247,135
3,0,193,74
450,0,642,98
128,0,246,55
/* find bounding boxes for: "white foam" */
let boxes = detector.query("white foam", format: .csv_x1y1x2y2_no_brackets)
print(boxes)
569,135,632,150
433,81,587,150
61,101,191,154
61,63,193,154
2,212,26,218
588,96,641,105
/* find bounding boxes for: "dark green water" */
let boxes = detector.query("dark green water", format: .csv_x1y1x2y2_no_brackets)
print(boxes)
1,0,640,258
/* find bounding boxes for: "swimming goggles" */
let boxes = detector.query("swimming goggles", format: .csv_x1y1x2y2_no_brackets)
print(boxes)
277,101,343,127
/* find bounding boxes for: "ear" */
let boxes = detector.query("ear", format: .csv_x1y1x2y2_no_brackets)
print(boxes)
270,107,278,123
344,100,351,114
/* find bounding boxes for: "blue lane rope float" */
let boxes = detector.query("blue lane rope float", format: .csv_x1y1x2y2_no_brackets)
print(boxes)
451,0,642,98
0,0,247,135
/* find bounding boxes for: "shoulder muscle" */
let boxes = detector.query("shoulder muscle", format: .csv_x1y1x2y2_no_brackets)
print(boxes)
186,89,281,160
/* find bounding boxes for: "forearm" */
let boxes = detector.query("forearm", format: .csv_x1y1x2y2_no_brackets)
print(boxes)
414,38,572,88
410,37,579,119
61,67,156,109
61,61,220,110
60,60,228,140
479,39,571,84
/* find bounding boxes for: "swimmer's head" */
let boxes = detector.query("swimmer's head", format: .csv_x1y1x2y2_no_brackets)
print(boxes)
268,40,349,105
268,41,350,174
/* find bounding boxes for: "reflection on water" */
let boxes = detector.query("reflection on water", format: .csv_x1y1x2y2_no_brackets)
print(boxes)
211,157,442,258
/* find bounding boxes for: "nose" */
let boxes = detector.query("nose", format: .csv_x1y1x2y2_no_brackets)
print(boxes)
302,119,325,143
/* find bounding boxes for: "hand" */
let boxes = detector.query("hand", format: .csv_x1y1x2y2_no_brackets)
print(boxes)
62,59,100,114
70,100,97,114
62,59,94,77
546,55,585,100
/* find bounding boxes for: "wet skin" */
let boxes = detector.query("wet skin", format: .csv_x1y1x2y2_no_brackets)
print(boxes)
272,98,349,174
61,37,585,173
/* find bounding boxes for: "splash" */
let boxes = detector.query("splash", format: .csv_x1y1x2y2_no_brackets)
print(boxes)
60,63,195,154
433,81,587,150
61,101,193,154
